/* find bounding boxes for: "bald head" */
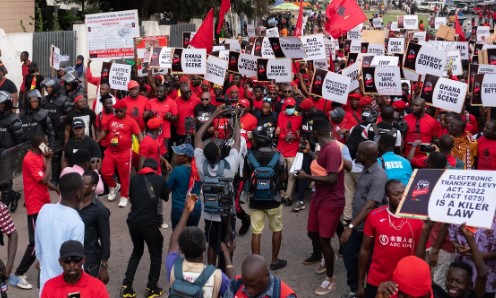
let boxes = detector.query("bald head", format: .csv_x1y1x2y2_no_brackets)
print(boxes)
356,140,379,165
412,98,426,117
241,255,270,297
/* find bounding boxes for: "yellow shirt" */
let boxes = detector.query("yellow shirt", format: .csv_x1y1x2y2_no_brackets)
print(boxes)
452,133,478,169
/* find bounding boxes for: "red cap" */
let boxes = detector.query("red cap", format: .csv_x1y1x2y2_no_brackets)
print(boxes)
299,98,314,110
227,85,239,94
393,256,433,298
348,93,362,99
201,79,209,86
238,98,250,107
147,118,162,130
74,95,85,104
285,97,296,107
359,96,372,106
127,80,139,90
179,75,189,83
290,81,298,87
392,100,407,110
113,100,128,110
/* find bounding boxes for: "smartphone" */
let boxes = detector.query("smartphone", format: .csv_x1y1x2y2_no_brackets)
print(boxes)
419,144,436,153
39,143,49,155
67,292,80,298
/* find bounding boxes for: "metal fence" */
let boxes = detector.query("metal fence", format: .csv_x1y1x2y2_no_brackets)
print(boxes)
169,23,196,47
32,31,77,78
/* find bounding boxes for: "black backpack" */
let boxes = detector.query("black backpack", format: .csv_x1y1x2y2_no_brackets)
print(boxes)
169,258,216,298
247,151,280,201
346,124,372,160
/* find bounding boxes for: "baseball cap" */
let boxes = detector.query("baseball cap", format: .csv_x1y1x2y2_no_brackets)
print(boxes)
238,98,250,108
72,119,85,128
59,240,85,259
285,97,296,107
127,80,139,90
330,107,346,118
172,143,194,158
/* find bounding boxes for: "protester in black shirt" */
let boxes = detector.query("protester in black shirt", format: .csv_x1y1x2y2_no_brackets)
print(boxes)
63,119,101,167
23,62,44,96
254,100,278,143
79,170,110,283
194,91,216,134
65,95,96,145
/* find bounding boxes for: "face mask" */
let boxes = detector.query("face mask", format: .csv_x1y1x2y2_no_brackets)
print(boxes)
286,107,295,115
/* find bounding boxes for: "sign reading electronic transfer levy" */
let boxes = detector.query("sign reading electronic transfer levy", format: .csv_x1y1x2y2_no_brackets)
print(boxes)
397,169,496,229
85,10,140,58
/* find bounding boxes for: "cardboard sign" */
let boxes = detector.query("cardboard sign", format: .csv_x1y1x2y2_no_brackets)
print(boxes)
183,32,196,48
362,66,402,95
301,34,326,60
434,17,447,29
171,48,206,74
247,24,256,38
347,24,362,40
388,38,405,54
341,62,360,92
50,45,60,70
264,58,292,83
372,18,383,28
397,169,496,229
109,63,132,91
269,37,307,59
310,68,351,104
370,56,399,67
398,15,418,30
403,43,447,76
477,26,490,42
85,9,140,58
436,25,456,41
444,50,463,76
266,27,279,37
205,55,228,86
472,74,496,107
421,74,467,113
237,53,258,77
361,30,386,44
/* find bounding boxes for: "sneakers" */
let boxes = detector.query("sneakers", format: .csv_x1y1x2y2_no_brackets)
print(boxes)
118,197,129,207
341,291,357,298
315,276,336,295
9,274,33,290
161,223,169,229
108,183,121,202
292,201,305,212
315,257,326,274
270,259,287,270
120,285,137,298
10,191,21,213
303,253,321,265
146,287,164,298
284,198,293,207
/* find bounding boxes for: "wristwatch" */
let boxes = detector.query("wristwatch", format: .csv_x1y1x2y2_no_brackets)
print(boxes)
101,263,109,269
348,223,354,230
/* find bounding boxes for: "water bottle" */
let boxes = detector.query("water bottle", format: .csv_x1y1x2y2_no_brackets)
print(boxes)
0,280,8,298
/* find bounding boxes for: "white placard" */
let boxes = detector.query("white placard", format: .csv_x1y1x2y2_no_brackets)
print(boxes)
413,31,426,42
85,10,140,58
478,74,496,107
403,15,419,30
373,18,383,28
341,62,360,92
444,50,463,76
478,65,496,74
391,22,400,31
367,43,385,55
347,24,362,40
278,37,307,59
205,55,228,86
431,77,467,113
414,45,448,76
321,71,351,104
388,38,405,54
181,48,207,75
376,66,402,95
301,34,326,60
266,27,280,37
159,47,172,69
266,58,293,82
325,37,338,61
212,46,225,52
109,63,132,91
50,45,61,70
477,26,491,42
313,59,329,70
350,40,362,53
238,53,258,77
247,24,256,38
434,17,447,29
371,56,399,67
428,170,496,229
218,50,230,60
262,37,275,58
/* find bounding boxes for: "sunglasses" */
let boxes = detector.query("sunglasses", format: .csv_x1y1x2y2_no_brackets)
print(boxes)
283,90,293,94
269,92,277,95
200,98,210,101
61,256,83,264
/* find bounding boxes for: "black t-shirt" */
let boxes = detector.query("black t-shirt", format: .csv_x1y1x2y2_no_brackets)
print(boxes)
66,109,97,138
24,74,44,92
128,173,168,227
255,111,278,135
0,78,17,94
432,283,476,298
194,103,216,130
64,136,102,166
301,110,329,135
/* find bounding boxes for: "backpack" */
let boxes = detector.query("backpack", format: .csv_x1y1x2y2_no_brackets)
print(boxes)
346,124,372,160
229,276,281,297
202,160,230,214
247,151,280,201
169,258,216,298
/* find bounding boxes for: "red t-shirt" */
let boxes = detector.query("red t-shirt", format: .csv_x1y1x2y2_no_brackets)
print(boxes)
344,110,362,128
313,141,345,207
145,97,178,138
139,134,162,174
276,112,303,157
96,111,114,148
122,95,149,130
175,96,201,135
104,116,141,152
22,151,51,215
252,98,264,110
313,97,333,113
477,136,496,170
404,113,441,158
240,113,258,149
364,206,424,287
213,117,230,139
41,272,109,298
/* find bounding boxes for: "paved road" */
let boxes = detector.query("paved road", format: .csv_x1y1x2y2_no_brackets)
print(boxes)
1,175,349,298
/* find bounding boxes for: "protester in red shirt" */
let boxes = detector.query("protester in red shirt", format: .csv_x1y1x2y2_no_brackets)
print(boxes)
404,98,441,158
14,134,58,290
357,179,423,298
121,80,149,131
96,100,142,208
96,96,114,150
251,84,266,111
312,95,333,114
477,119,496,170
343,94,363,127
139,118,170,174
145,83,178,154
175,83,201,144
330,108,351,143
229,73,245,99
275,98,302,206
19,51,30,94
238,98,258,149
41,240,109,298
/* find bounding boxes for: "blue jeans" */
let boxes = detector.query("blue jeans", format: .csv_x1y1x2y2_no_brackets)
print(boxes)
343,229,364,292
171,207,201,229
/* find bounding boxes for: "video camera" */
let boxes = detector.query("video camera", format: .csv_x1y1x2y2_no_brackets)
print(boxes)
203,177,234,217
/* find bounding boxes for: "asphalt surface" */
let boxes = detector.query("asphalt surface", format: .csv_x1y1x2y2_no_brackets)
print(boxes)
2,175,349,298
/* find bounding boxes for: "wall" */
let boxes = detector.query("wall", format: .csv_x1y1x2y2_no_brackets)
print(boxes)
0,31,34,88
0,0,35,33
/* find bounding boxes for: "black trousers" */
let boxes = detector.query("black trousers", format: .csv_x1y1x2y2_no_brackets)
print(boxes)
123,223,164,289
15,214,38,275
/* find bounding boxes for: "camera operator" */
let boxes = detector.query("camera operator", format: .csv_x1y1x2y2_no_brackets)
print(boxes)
372,105,405,154
194,104,240,269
